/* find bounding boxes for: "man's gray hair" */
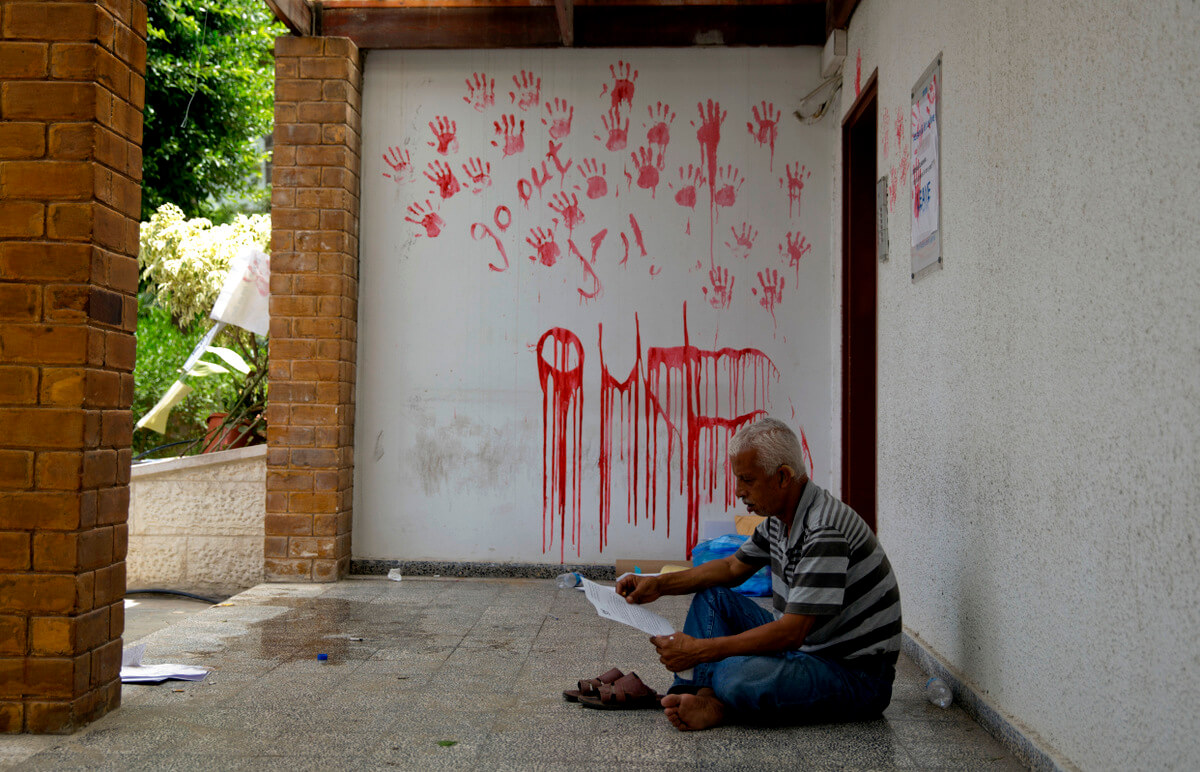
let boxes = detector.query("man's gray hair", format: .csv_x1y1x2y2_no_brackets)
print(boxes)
729,417,806,480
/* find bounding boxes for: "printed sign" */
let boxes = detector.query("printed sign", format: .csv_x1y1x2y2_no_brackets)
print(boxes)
910,55,942,281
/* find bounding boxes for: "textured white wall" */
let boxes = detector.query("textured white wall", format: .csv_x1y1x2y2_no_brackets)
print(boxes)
128,446,266,596
355,49,835,565
846,1,1200,768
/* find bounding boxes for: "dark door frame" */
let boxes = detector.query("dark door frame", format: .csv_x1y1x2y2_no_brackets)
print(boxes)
840,70,879,531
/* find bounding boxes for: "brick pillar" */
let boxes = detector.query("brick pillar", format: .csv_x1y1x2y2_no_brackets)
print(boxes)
0,1,146,733
266,36,361,582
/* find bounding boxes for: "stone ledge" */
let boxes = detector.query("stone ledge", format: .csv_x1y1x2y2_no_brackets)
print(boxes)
131,444,267,479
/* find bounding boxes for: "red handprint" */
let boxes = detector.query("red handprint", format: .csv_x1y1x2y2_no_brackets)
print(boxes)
509,70,541,110
780,231,812,281
746,100,781,170
630,146,660,198
461,157,492,194
427,116,458,155
595,107,629,152
463,72,495,112
382,146,414,183
602,60,638,110
526,227,560,267
671,164,704,209
424,160,461,200
542,97,574,140
492,114,526,157
725,223,757,260
753,268,785,326
575,158,607,199
713,165,744,208
645,101,675,161
693,99,727,179
702,266,735,309
548,192,585,235
780,162,812,218
404,200,444,238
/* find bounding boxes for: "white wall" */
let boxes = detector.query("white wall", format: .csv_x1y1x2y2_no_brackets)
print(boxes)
356,49,835,564
847,1,1200,768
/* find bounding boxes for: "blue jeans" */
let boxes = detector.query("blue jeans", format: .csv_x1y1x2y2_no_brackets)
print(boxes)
670,587,894,725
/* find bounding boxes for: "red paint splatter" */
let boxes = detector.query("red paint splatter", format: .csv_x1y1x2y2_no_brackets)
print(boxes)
492,114,526,157
724,223,757,260
542,97,575,139
645,101,675,163
746,101,780,170
752,268,785,329
631,146,660,198
780,231,812,282
463,72,495,112
382,146,414,183
470,221,508,272
692,100,727,268
855,49,862,97
510,69,541,110
596,107,629,151
461,157,492,194
526,227,560,267
598,318,643,544
536,328,585,560
628,214,648,258
427,116,458,155
576,158,608,199
404,200,443,238
424,159,461,199
590,228,607,262
702,265,734,309
569,239,602,301
780,162,811,218
549,192,585,235
546,139,573,186
602,60,638,111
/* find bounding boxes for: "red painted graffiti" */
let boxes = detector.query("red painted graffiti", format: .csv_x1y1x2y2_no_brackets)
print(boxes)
631,146,661,198
546,139,573,186
404,200,444,238
427,116,458,155
526,226,560,267
382,146,415,183
596,107,629,152
536,328,585,560
725,223,757,260
424,159,461,199
780,231,812,281
576,158,608,199
646,101,675,163
780,162,811,218
492,114,526,157
542,97,575,140
461,157,492,194
463,72,495,112
752,268,785,328
510,69,542,110
602,60,638,111
713,164,743,208
703,265,735,309
746,101,781,170
549,191,585,235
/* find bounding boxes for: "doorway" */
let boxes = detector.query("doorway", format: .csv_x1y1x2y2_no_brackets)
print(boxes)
841,73,878,531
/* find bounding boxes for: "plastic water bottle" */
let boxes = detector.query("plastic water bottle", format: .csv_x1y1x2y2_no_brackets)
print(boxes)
925,677,952,708
555,572,582,589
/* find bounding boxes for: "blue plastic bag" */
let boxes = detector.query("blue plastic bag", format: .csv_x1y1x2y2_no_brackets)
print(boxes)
691,534,771,596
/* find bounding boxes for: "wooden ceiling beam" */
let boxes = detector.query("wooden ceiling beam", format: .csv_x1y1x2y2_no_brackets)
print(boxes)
314,0,826,49
264,0,313,36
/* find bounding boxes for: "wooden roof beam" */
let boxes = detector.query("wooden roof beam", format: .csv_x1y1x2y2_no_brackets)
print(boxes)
265,0,314,36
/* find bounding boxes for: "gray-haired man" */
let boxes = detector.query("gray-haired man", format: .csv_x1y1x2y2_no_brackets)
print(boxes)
616,417,902,730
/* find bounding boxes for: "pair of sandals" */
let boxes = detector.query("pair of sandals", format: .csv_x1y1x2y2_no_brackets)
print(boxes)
562,667,663,710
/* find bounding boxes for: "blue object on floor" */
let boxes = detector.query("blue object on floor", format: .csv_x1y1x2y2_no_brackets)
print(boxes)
692,534,771,596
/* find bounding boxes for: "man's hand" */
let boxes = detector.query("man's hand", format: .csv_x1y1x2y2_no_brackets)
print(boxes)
615,573,661,604
650,632,707,672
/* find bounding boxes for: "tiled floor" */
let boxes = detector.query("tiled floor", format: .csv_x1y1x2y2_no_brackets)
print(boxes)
1,577,1028,770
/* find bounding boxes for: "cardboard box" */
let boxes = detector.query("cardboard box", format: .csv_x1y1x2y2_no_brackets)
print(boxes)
614,559,692,576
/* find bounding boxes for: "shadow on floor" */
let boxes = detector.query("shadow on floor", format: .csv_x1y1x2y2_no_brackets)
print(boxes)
0,577,1028,771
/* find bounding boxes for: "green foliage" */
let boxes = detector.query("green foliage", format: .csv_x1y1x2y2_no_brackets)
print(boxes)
139,203,271,329
132,302,243,457
143,0,284,222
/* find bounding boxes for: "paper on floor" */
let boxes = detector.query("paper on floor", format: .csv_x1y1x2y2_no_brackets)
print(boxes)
120,643,210,684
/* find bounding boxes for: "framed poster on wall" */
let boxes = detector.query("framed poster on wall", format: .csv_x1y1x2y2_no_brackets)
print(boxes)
911,54,942,281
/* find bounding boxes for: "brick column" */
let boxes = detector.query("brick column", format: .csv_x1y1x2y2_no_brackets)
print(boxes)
266,36,361,582
0,1,146,733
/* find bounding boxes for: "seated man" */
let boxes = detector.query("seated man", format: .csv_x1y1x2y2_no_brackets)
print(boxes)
616,417,901,730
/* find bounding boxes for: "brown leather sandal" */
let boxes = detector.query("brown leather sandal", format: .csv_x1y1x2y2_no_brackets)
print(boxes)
562,667,624,702
577,672,663,710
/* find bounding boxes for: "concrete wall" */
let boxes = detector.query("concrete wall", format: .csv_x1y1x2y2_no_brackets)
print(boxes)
127,446,266,597
846,1,1200,768
355,48,835,565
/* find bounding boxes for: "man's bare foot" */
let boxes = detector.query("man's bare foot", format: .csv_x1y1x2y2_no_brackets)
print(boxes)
661,688,725,731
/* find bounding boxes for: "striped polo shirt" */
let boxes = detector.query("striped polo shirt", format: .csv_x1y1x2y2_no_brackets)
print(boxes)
735,480,902,663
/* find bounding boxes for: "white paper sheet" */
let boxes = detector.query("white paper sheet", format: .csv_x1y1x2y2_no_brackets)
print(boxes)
120,643,211,684
580,579,694,679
